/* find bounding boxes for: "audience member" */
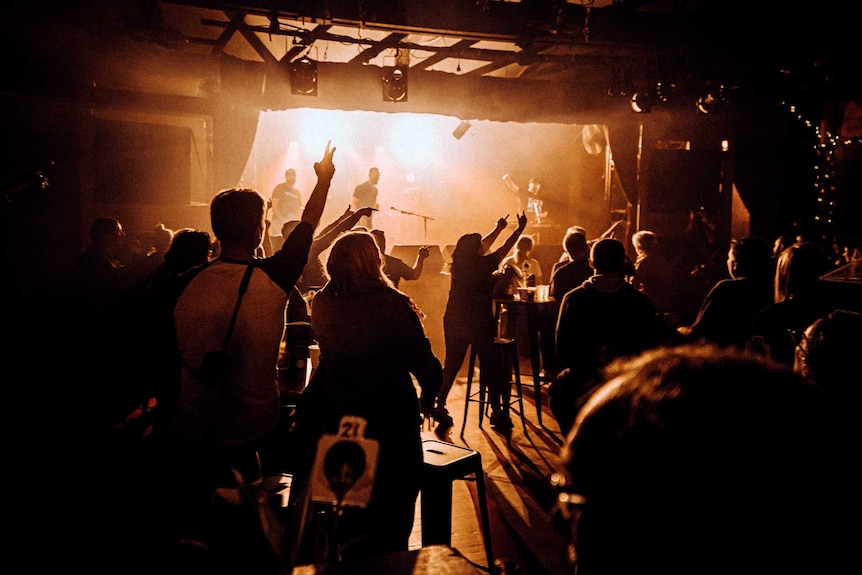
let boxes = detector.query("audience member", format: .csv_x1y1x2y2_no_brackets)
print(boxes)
555,225,588,266
151,222,175,258
433,212,528,434
500,234,543,291
677,237,773,349
169,142,335,511
67,216,161,432
499,234,543,348
554,343,862,575
290,230,442,561
543,227,593,378
70,216,150,311
671,207,723,321
771,229,798,259
749,241,832,365
795,309,862,412
630,229,674,314
370,228,430,289
549,227,591,301
550,238,658,436
146,227,212,297
135,227,213,438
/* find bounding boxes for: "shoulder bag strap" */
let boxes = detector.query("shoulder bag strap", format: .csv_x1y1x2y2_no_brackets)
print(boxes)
220,264,255,351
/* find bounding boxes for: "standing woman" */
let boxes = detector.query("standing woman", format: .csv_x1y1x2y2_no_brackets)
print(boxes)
433,212,528,433
290,230,442,561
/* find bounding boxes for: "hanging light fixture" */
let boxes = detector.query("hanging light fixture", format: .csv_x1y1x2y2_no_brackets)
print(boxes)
696,82,734,114
382,65,408,102
452,120,471,140
289,56,318,96
631,91,652,113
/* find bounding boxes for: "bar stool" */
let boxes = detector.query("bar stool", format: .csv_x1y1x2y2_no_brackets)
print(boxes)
460,337,528,440
420,439,494,571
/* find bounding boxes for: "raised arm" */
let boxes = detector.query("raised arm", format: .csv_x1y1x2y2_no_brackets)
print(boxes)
312,206,375,255
404,245,430,281
481,215,511,253
260,198,274,256
492,212,528,262
502,173,519,194
315,205,353,240
301,141,336,233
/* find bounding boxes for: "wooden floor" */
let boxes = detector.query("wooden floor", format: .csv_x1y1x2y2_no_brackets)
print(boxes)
408,367,572,575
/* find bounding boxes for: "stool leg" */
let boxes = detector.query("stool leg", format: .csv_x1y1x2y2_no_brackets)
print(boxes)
471,457,495,570
420,475,454,548
509,342,528,436
477,351,487,428
460,347,477,439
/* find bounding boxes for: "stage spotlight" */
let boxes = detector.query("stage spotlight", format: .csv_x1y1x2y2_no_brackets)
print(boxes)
696,83,734,114
452,120,471,140
382,66,408,102
631,91,652,113
289,56,318,96
696,93,717,114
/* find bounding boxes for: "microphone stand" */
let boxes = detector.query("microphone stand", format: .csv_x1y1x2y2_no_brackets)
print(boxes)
389,206,434,244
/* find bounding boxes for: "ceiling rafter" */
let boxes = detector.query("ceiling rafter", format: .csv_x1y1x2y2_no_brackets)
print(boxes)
348,32,408,65
411,39,477,71
158,1,858,99
191,12,652,78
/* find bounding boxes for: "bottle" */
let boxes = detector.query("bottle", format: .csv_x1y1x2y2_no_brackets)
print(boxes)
521,261,530,288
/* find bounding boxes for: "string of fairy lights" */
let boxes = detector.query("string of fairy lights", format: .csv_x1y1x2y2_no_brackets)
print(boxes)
783,100,862,238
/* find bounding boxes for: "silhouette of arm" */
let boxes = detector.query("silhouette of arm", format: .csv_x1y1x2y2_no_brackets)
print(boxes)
491,212,528,262
260,198,274,256
301,141,336,233
482,215,511,253
315,205,353,240
312,206,374,255
403,246,430,281
502,173,519,194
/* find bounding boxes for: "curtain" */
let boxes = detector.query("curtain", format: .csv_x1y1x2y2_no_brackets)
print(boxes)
212,55,265,193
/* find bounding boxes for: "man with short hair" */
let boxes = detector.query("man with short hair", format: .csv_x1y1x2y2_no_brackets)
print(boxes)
170,142,336,490
351,166,380,229
550,238,658,435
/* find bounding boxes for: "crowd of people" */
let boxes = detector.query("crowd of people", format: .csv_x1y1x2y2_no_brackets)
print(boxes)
36,142,862,574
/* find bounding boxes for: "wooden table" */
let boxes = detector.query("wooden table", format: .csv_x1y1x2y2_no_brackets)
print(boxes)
494,297,557,427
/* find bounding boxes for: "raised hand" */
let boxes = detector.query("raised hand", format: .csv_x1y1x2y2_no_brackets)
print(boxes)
496,215,509,230
516,211,528,229
313,140,336,180
357,206,376,218
418,246,431,259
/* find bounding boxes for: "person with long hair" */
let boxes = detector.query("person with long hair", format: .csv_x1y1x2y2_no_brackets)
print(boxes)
433,212,528,434
290,230,442,561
